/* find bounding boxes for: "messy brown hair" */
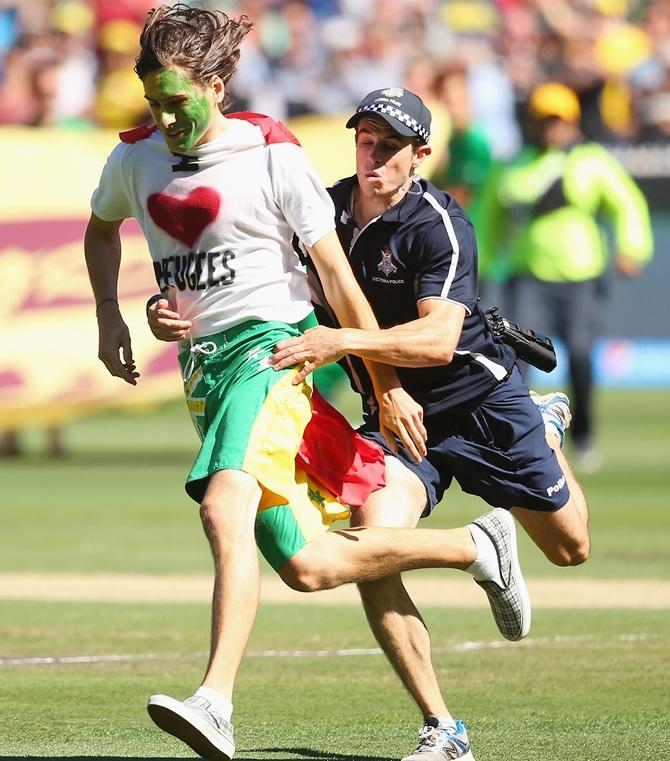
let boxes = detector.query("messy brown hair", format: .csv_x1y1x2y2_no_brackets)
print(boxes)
135,3,252,109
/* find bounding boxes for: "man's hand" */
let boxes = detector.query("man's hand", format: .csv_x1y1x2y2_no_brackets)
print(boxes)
615,254,643,279
377,386,427,463
147,298,192,342
96,301,139,385
269,326,346,383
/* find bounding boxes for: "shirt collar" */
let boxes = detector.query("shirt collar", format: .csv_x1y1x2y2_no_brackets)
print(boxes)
330,175,426,226
379,177,425,223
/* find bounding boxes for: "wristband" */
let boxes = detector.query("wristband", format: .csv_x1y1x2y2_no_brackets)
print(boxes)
146,292,163,316
95,298,118,316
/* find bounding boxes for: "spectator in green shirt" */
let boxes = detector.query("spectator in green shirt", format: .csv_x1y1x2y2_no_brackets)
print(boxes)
430,61,492,231
477,82,653,471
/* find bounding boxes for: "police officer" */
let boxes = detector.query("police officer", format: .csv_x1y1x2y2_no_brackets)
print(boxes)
270,88,590,761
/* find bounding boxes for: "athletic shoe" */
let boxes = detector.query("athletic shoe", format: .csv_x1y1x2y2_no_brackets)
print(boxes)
530,390,572,448
147,693,234,761
402,717,475,761
470,508,531,641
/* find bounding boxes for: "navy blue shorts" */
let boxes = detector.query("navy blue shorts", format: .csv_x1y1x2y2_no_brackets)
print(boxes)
358,367,570,516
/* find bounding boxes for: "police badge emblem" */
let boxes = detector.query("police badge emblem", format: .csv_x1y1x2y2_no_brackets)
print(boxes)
377,245,398,275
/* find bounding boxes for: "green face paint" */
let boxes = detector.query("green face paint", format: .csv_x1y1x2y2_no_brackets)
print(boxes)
143,68,216,152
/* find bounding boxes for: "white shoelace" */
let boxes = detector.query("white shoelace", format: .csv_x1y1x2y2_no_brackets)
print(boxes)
415,725,442,750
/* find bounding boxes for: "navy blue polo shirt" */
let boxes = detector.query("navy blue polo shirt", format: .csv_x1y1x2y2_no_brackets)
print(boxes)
307,175,517,417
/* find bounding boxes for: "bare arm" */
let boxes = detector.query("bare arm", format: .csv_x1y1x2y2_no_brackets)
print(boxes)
301,230,427,460
336,299,465,367
84,213,139,385
306,231,380,335
271,298,465,370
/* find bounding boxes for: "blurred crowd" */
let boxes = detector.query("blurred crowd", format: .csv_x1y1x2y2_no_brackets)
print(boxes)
1,0,670,154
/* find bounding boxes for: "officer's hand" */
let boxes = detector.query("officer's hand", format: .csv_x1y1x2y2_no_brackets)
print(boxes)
270,326,346,383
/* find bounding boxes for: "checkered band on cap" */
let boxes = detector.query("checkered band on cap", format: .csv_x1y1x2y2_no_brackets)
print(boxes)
356,102,430,143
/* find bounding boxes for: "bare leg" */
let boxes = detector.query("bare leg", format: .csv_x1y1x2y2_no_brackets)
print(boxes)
280,519,476,589
354,458,452,719
199,468,262,698
512,431,590,566
281,457,475,719
146,468,260,759
358,575,450,717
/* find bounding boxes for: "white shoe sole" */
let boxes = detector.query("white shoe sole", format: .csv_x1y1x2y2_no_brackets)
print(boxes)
402,745,477,760
147,694,234,761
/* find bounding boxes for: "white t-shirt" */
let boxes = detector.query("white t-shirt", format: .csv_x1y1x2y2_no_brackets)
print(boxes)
91,115,335,338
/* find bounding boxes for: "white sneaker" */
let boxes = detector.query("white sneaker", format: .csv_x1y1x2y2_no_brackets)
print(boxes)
530,391,572,448
470,508,531,641
402,718,475,761
147,693,234,761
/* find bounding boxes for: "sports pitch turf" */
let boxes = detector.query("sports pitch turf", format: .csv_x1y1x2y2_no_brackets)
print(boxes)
1,602,669,760
2,388,668,578
1,388,669,760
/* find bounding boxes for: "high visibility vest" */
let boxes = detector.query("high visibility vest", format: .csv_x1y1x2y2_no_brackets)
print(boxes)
479,143,653,282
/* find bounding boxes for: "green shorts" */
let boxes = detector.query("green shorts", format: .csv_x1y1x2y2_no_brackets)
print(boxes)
179,319,350,570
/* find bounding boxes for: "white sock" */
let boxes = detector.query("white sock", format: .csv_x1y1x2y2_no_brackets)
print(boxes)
429,715,457,730
194,686,233,721
465,523,503,587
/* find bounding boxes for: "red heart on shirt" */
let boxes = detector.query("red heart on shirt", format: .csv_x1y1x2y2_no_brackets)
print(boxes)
147,187,221,248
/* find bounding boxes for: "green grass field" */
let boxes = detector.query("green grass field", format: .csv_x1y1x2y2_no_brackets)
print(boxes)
1,603,668,760
1,388,669,760
2,388,668,578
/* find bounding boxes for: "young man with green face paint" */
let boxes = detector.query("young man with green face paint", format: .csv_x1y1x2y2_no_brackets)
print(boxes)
84,5,436,761
143,83,590,761
143,67,223,154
